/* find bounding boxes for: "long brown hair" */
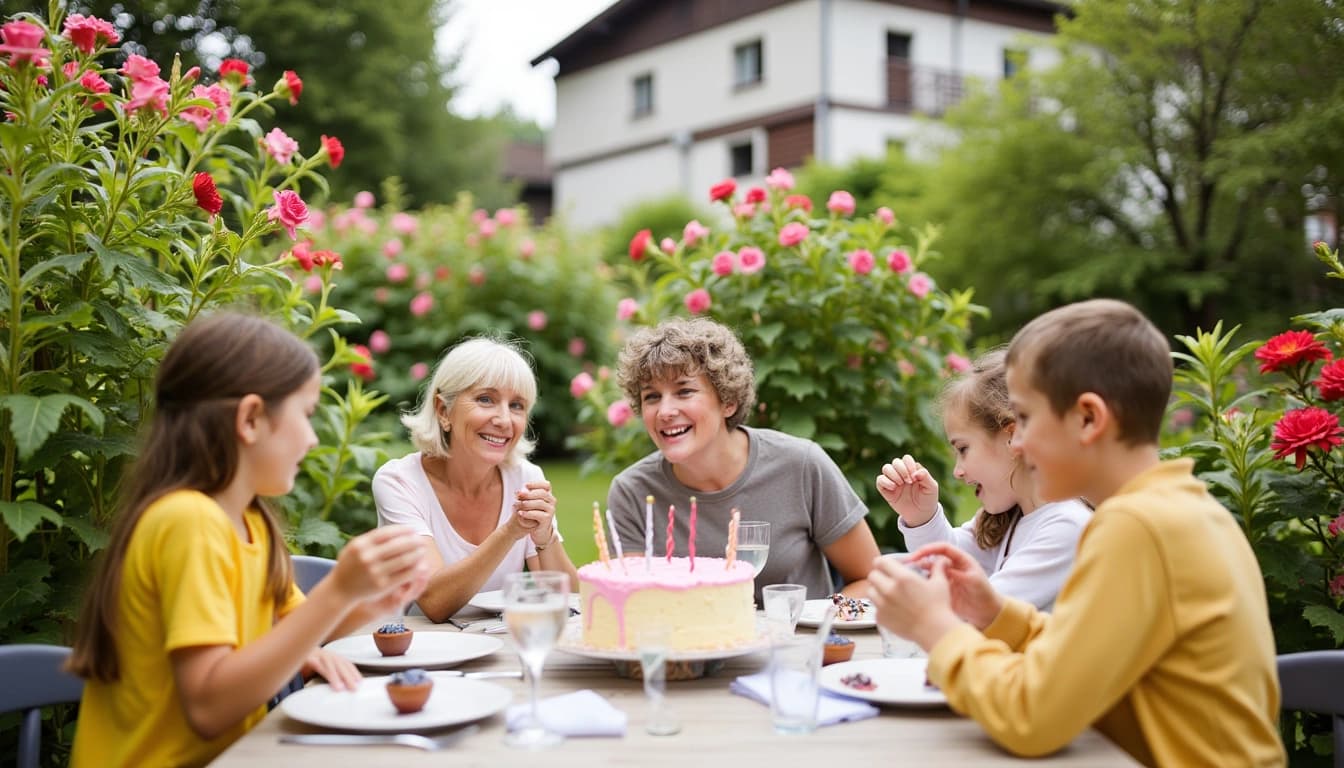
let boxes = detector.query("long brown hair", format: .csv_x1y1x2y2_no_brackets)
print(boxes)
941,348,1023,551
67,312,317,682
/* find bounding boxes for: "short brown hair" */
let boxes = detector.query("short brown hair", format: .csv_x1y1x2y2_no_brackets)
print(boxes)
1006,299,1171,446
617,318,756,429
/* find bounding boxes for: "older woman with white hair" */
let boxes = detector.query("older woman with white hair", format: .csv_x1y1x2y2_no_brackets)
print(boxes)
373,337,578,622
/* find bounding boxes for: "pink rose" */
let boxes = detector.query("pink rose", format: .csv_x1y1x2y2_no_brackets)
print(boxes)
353,191,375,208
369,330,392,354
908,273,933,299
383,238,404,259
737,246,766,274
307,209,326,232
120,54,160,82
391,212,418,235
266,189,309,240
778,222,809,247
887,249,912,273
520,239,536,259
262,127,299,165
495,208,519,227
479,219,498,238
598,366,611,381
181,83,231,131
527,310,548,331
126,77,170,115
570,372,595,399
683,219,709,247
409,291,433,317
607,400,634,428
410,362,430,381
766,167,795,191
827,190,856,216
471,208,490,225
568,338,587,357
385,263,408,283
847,249,875,275
711,250,736,276
0,21,48,64
684,288,712,315
617,298,639,321
660,237,677,253
876,206,895,225
946,353,971,373
63,15,119,54
732,202,756,218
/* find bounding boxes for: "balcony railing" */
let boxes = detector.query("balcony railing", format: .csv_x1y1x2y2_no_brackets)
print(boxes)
886,58,966,118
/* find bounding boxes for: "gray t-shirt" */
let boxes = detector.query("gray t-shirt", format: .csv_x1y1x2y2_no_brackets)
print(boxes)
607,427,868,600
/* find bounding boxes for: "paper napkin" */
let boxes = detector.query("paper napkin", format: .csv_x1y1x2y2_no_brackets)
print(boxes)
505,689,627,737
730,672,879,726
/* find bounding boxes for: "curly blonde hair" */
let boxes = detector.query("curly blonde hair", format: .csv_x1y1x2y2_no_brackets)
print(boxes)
941,348,1023,550
617,318,756,429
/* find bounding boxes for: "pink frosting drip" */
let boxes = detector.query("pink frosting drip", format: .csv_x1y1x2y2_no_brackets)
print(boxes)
580,556,754,647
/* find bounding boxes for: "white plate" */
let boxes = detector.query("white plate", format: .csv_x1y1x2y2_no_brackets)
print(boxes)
324,631,502,670
797,598,876,629
281,675,511,731
818,658,948,708
555,617,770,662
468,589,582,614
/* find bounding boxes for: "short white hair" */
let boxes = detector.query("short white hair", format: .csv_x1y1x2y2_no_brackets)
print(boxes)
402,337,538,463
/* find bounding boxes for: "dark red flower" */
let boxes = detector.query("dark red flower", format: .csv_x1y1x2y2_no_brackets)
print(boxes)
709,178,736,202
1255,330,1330,374
1272,407,1344,470
1316,359,1344,401
628,228,652,261
192,172,222,216
744,186,766,204
280,70,303,105
289,240,316,271
320,134,344,168
310,249,342,270
218,58,251,86
350,344,375,381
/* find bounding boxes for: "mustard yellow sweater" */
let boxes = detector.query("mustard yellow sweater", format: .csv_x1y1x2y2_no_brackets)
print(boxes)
928,459,1284,767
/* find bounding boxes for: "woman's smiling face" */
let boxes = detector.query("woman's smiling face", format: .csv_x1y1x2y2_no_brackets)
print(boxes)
441,382,528,465
639,371,736,464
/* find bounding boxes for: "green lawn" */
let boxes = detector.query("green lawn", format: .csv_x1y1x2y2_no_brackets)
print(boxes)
545,460,612,566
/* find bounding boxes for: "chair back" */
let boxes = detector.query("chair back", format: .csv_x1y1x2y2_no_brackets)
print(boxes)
0,644,84,768
1278,650,1344,767
292,554,336,593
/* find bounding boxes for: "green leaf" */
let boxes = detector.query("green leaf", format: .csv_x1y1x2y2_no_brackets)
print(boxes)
62,515,110,552
0,500,62,541
775,411,816,439
86,234,180,293
21,252,93,291
0,393,106,460
869,411,912,446
0,559,52,615
770,373,821,400
1302,605,1344,645
291,516,346,550
750,322,786,347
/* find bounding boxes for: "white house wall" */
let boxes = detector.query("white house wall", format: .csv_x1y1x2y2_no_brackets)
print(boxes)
552,144,683,231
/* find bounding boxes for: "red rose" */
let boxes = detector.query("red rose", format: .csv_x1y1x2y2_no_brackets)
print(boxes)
744,186,766,204
1255,330,1330,374
1317,359,1344,401
628,228,652,261
1272,407,1344,470
320,135,344,168
289,240,316,271
280,70,303,105
784,194,813,212
192,172,223,216
350,344,375,381
709,178,736,202
219,58,252,86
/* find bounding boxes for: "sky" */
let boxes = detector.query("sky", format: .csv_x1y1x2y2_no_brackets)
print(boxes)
439,0,619,128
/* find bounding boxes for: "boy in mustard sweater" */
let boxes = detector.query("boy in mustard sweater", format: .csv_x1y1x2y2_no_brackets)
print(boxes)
869,299,1284,767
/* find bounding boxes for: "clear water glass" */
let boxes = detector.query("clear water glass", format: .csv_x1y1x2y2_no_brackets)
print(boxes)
636,628,680,736
502,570,570,749
768,636,821,734
736,520,770,577
762,583,806,639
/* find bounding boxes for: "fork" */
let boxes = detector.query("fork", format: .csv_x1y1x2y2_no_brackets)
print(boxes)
279,724,478,751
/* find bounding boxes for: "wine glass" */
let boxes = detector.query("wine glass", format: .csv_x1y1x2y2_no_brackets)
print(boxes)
737,521,770,577
502,570,570,749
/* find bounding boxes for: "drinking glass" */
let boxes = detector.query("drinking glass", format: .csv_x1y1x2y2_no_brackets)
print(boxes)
736,521,770,577
502,571,570,749
762,583,807,639
636,627,680,736
768,637,821,734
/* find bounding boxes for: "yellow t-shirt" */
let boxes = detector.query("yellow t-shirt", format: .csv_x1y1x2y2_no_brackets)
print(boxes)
71,490,304,768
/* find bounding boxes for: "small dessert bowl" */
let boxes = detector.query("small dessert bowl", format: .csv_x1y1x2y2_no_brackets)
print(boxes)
822,632,855,665
386,668,433,714
373,622,413,657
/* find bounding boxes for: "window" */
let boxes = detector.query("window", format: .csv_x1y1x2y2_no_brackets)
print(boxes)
886,31,911,60
729,141,754,177
1003,48,1027,79
632,73,653,118
734,40,763,87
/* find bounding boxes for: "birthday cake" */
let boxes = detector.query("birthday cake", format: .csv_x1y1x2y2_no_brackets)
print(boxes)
577,556,756,651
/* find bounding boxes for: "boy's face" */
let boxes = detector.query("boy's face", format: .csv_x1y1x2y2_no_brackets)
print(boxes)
1005,363,1084,502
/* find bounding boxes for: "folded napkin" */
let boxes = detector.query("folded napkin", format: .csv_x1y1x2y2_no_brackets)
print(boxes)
505,689,627,737
730,672,879,726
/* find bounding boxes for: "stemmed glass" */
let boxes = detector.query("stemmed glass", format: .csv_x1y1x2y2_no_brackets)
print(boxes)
736,521,771,577
502,571,570,749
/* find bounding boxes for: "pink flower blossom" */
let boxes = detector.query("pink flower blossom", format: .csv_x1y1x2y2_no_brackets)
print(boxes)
471,208,490,225
683,219,709,246
79,70,110,109
732,202,757,218
745,187,766,204
262,127,299,165
373,287,390,304
946,353,972,373
479,219,498,238
711,251,736,276
784,194,813,212
183,66,201,82
617,298,639,321
391,212,418,235
468,265,487,285
607,400,634,428
876,206,895,225
495,208,519,227
897,359,916,376
684,288,712,314
409,291,433,317
887,249,912,273
126,77,170,115
353,191,375,209
908,273,933,299
0,21,49,65
827,190,856,216
410,362,430,381
660,237,677,253
778,222,809,247
383,238,404,259
1329,513,1344,537
120,54,160,82
738,246,766,274
598,366,611,381
519,239,536,259
386,263,409,283
63,14,119,54
266,189,309,240
527,310,548,331
1331,574,1344,599
568,338,586,357
181,83,231,131
766,167,795,191
306,208,326,232
570,372,595,399
357,217,377,235
369,330,392,354
302,275,323,294
847,249,875,275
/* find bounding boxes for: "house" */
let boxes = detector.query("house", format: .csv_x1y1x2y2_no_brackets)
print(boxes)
502,140,554,222
532,0,1064,229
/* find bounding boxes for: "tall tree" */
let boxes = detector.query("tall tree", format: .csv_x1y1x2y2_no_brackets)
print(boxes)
914,0,1344,338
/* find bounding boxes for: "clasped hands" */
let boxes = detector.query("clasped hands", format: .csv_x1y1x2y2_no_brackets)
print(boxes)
868,543,1006,651
508,480,557,547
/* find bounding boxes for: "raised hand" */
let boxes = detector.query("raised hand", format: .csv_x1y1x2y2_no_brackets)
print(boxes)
514,480,558,548
328,524,427,602
868,554,960,651
875,454,940,526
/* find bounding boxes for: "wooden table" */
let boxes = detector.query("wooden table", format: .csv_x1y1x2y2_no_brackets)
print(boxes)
212,614,1138,766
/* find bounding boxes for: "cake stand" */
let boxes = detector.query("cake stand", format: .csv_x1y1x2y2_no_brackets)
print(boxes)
555,618,769,680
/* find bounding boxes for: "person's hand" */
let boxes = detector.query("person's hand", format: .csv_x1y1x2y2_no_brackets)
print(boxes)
361,557,431,619
906,543,1003,630
329,525,427,602
868,554,961,650
514,481,558,548
875,455,940,527
301,647,362,692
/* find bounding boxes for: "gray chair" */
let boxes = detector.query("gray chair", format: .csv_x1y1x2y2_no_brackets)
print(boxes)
0,644,84,768
292,554,336,593
1278,650,1344,767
